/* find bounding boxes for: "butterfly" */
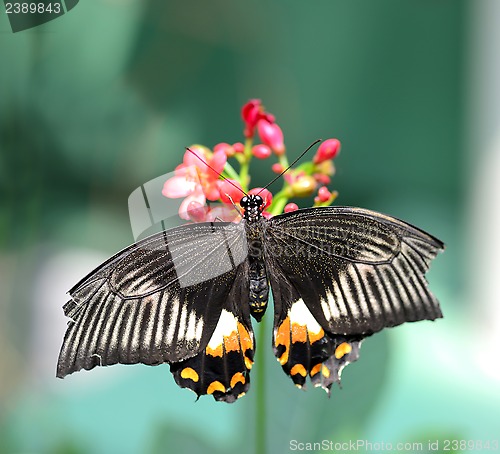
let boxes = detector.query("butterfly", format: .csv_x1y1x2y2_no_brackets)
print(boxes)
57,194,444,403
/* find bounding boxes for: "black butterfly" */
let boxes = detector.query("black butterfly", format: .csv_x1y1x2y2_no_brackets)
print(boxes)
57,195,444,403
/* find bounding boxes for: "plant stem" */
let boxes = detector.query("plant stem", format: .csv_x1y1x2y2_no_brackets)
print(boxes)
255,313,267,454
223,161,241,181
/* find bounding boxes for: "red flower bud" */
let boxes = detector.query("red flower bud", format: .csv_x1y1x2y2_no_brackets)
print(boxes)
242,99,262,138
233,142,245,154
257,119,285,155
316,186,331,203
313,173,331,185
248,187,273,209
284,203,299,213
217,179,243,205
272,163,284,174
214,142,234,157
252,144,272,159
313,139,341,164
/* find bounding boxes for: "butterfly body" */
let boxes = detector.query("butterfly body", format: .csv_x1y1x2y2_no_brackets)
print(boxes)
57,197,444,403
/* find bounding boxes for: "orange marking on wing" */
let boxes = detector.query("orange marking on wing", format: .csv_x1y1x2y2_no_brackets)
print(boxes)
278,352,288,366
276,316,291,365
224,330,240,353
335,342,352,359
275,316,290,347
230,372,246,388
207,381,226,395
310,363,322,377
244,355,254,370
237,322,253,353
180,367,199,382
308,327,325,344
206,344,223,357
291,323,307,343
290,364,307,377
321,365,330,378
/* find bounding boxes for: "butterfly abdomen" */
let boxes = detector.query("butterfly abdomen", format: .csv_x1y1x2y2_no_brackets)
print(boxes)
248,238,269,322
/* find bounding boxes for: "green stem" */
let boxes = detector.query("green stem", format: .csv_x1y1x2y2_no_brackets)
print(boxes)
255,313,267,454
269,195,289,216
222,161,240,181
268,187,290,216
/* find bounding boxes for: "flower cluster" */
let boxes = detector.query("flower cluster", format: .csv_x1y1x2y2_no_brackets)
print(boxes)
162,99,341,221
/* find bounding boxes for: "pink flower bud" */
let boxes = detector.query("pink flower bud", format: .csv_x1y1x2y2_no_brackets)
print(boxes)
316,186,331,203
217,179,243,205
313,139,341,164
214,142,234,157
252,144,272,159
272,163,284,174
257,119,285,155
248,187,273,209
242,99,262,138
313,173,331,185
284,203,299,213
233,142,245,154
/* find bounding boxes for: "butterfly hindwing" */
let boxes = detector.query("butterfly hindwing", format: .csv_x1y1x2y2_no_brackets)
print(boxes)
57,221,255,401
268,266,363,392
170,261,255,402
265,206,444,391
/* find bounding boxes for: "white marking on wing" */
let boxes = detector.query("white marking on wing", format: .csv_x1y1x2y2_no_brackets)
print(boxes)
289,299,322,334
207,309,238,350
165,296,179,344
185,310,197,342
177,305,188,340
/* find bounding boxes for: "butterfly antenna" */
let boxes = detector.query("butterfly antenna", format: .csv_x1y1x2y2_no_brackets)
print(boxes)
257,139,321,195
185,147,248,197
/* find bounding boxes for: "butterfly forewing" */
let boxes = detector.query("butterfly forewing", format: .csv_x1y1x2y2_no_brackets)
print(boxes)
57,221,254,402
266,207,443,335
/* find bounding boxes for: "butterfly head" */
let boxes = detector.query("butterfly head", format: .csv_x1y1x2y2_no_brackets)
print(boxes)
240,194,264,222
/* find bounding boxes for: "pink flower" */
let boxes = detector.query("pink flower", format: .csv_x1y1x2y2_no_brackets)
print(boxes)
178,187,206,221
162,146,227,219
252,144,272,159
186,200,208,222
217,179,244,205
205,205,241,223
313,139,341,164
257,119,285,155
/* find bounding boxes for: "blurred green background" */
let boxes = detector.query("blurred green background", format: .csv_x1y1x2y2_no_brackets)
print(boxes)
1,0,499,453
